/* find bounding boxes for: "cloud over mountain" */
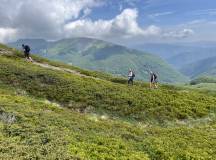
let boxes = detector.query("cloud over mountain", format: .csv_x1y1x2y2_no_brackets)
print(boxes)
0,0,196,43
64,9,161,39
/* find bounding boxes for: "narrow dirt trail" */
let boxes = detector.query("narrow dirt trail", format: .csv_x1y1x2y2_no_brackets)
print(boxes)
33,62,101,80
0,48,101,80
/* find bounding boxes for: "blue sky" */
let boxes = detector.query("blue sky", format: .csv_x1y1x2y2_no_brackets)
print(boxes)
89,0,216,44
0,0,216,44
89,0,216,26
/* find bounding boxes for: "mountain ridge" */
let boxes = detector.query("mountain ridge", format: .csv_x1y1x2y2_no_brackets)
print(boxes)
9,37,188,83
133,42,216,69
181,56,216,78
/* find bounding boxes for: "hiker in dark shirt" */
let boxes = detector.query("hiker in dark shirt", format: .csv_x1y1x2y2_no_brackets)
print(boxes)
22,44,33,62
150,71,158,89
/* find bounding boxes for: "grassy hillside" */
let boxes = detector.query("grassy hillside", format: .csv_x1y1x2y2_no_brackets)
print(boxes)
190,76,216,85
0,44,216,159
181,56,216,78
181,76,216,94
9,38,188,83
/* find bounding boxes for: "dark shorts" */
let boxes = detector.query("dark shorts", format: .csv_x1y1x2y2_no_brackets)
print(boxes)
128,77,134,84
129,77,134,81
151,78,157,83
24,51,30,58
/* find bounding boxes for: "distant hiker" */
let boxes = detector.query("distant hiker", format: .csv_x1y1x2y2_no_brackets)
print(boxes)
150,71,158,89
128,69,135,85
22,44,33,62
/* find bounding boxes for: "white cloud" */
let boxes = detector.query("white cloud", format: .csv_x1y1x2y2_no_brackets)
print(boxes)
143,25,161,36
148,11,174,18
186,19,206,25
110,9,144,36
0,0,195,44
82,8,92,18
0,28,17,42
0,0,104,42
163,28,194,39
122,0,141,7
64,8,161,40
191,9,216,16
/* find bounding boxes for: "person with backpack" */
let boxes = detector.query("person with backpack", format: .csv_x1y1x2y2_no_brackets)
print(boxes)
128,69,135,85
22,44,33,62
150,71,158,89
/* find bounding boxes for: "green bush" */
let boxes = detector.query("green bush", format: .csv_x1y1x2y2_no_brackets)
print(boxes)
0,55,215,123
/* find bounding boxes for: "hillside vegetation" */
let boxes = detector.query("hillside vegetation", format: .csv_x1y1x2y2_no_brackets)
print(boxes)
181,76,216,94
0,44,216,159
190,76,216,85
9,38,188,83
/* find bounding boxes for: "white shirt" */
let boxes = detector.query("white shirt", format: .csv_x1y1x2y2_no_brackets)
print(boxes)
128,71,133,77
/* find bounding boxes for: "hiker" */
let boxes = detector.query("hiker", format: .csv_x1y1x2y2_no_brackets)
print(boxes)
150,71,158,89
22,44,33,62
128,69,135,85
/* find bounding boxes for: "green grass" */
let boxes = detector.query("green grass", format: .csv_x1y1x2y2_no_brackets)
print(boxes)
3,44,128,84
0,84,216,160
178,76,216,96
0,54,215,123
190,76,216,85
0,44,216,159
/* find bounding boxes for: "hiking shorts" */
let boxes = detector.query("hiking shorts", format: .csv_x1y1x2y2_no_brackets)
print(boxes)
151,78,157,83
128,77,134,83
24,51,30,58
128,77,134,81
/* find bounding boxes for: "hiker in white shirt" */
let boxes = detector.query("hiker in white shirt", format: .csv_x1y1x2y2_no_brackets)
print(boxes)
128,69,135,85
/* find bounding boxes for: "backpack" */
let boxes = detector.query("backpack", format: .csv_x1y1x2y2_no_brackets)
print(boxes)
132,73,135,78
153,73,157,79
25,45,31,52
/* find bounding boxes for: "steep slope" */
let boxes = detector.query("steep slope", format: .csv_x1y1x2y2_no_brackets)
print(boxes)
1,44,216,159
9,38,188,83
181,56,216,78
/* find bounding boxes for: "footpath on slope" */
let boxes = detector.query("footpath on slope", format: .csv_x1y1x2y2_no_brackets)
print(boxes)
33,62,101,80
0,48,101,80
0,48,110,81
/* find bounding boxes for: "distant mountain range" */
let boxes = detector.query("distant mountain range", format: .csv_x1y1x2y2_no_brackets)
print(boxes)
8,38,187,83
134,42,216,68
133,42,216,78
181,56,216,78
133,43,190,60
